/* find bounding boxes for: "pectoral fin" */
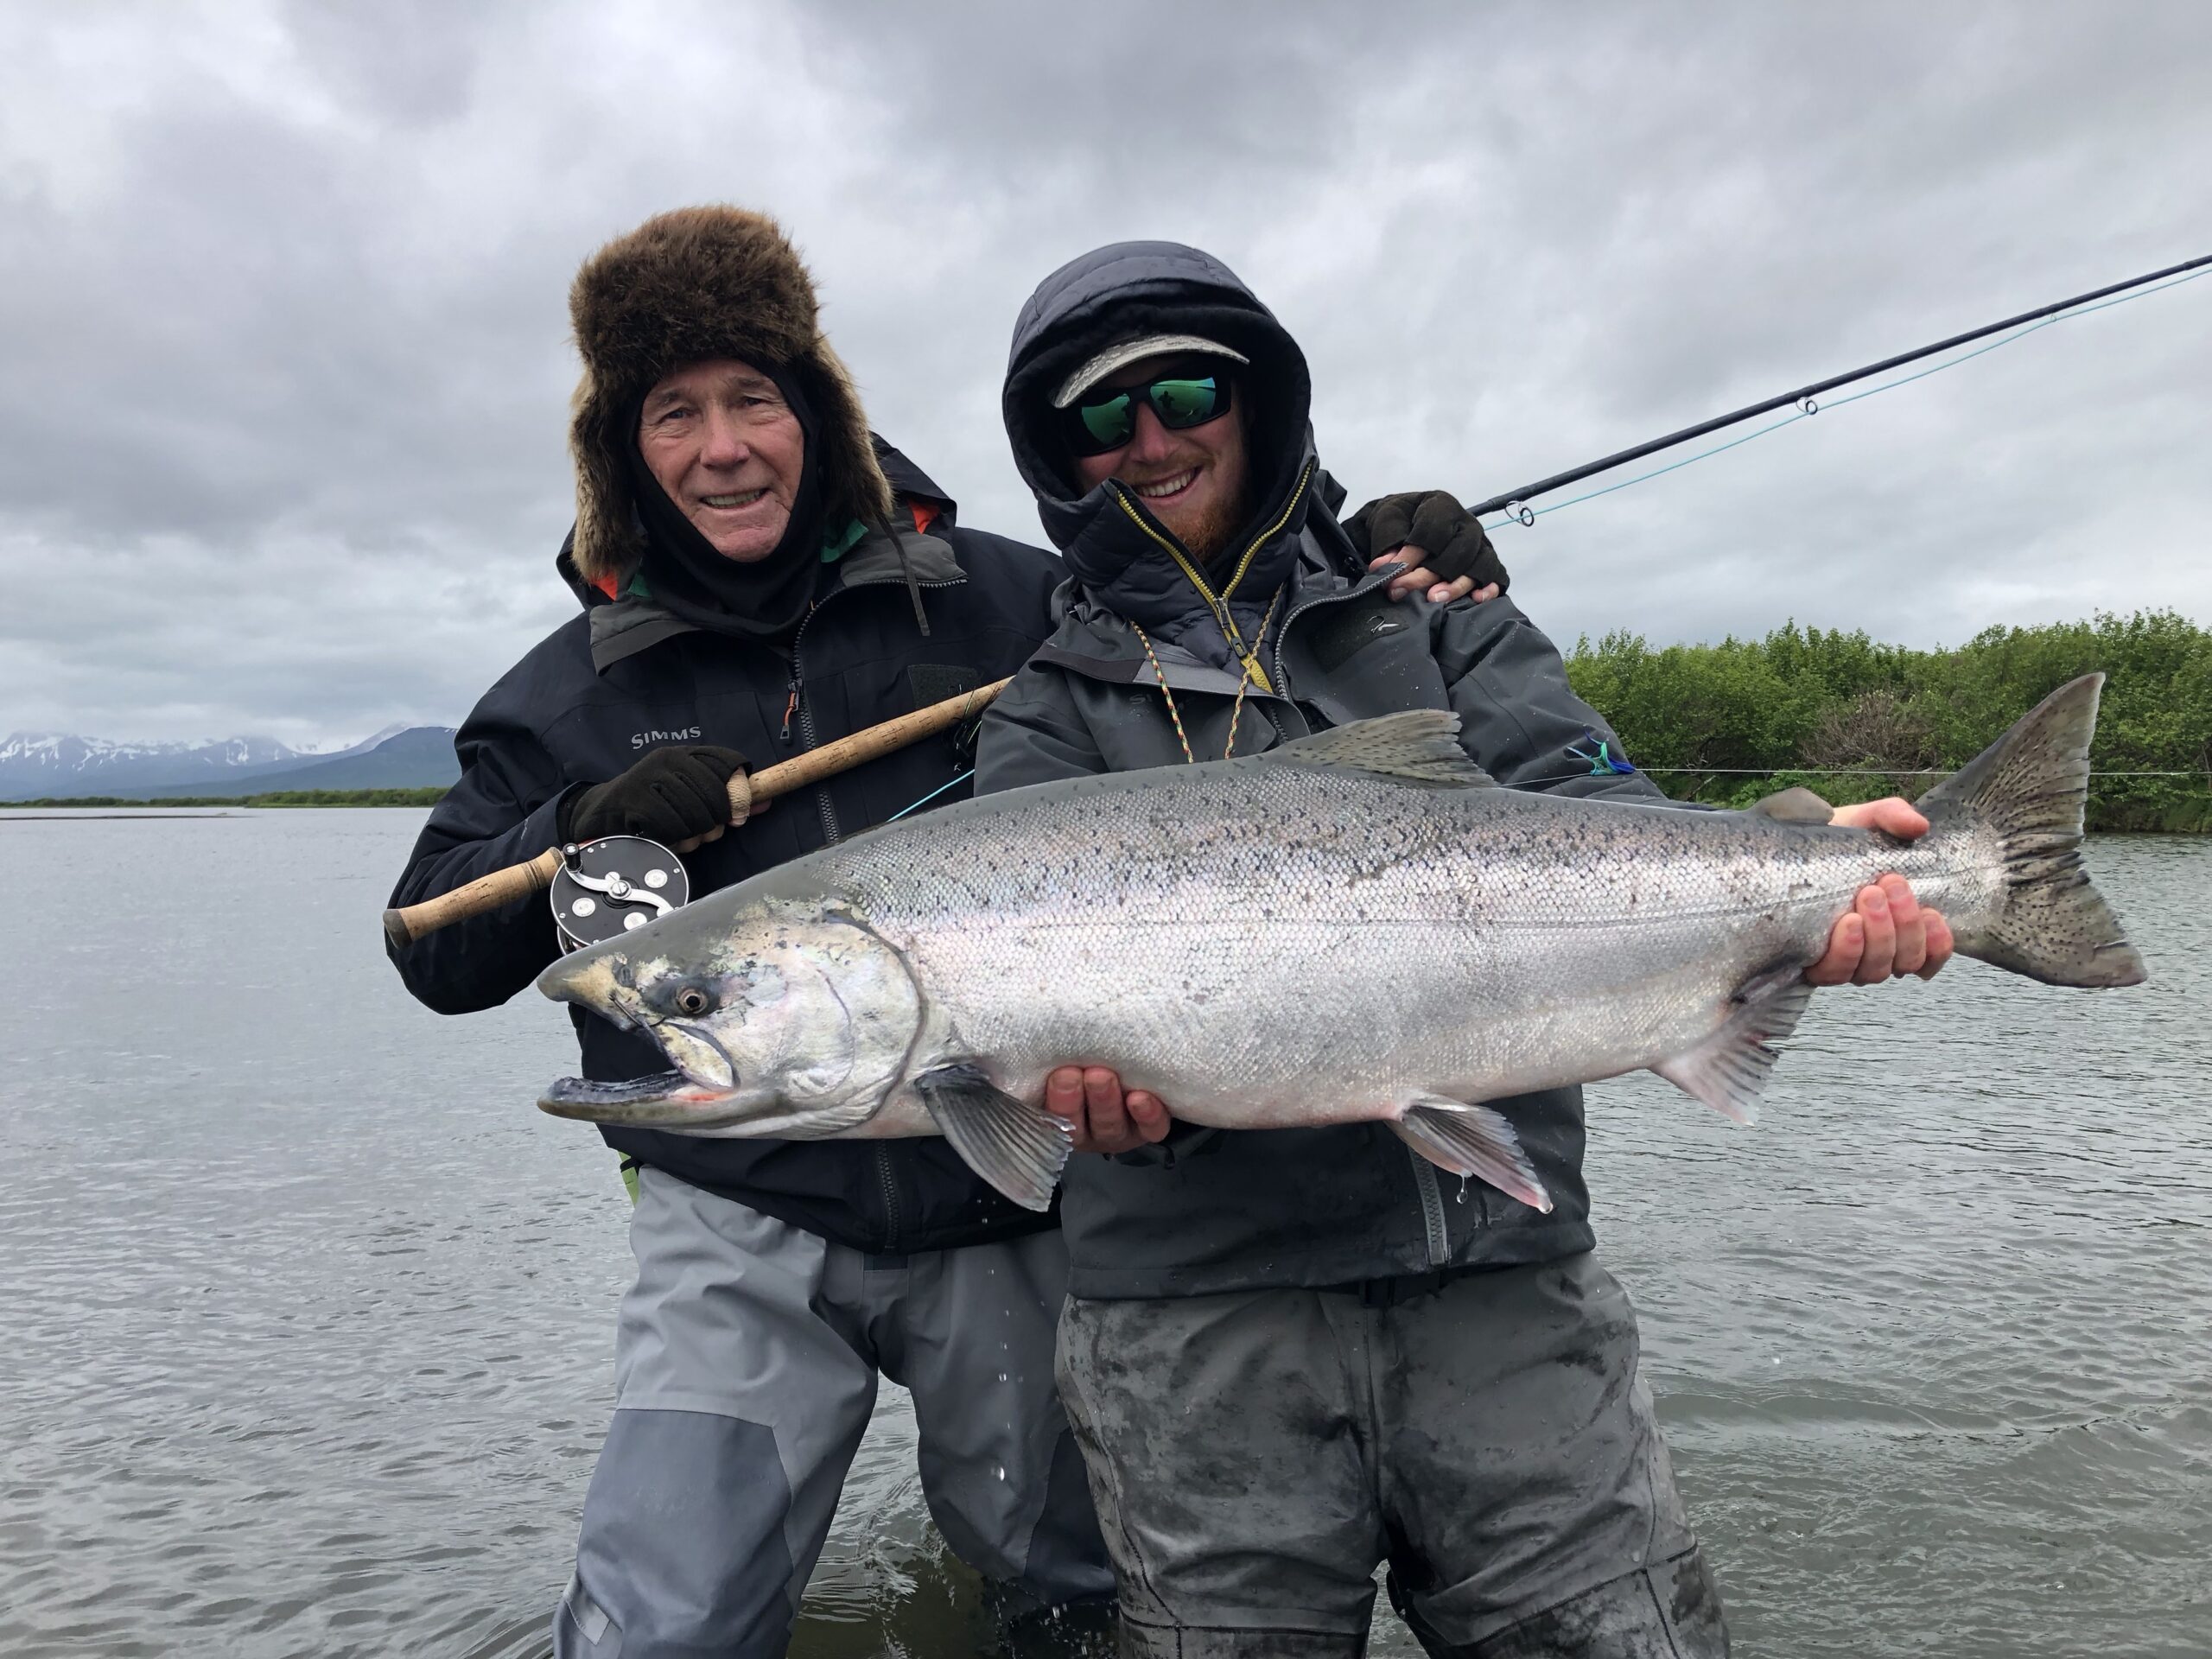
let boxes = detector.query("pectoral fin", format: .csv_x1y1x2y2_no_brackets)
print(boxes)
913,1063,1073,1213
1653,965,1815,1124
1389,1094,1553,1213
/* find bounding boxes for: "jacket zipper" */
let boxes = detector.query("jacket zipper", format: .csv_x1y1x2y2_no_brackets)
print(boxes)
795,687,842,845
1269,564,1400,704
1109,461,1313,691
1275,567,1456,1268
791,563,961,1251
778,607,843,843
779,572,966,843
1109,486,1458,1270
1408,1151,1451,1267
778,667,801,746
874,1144,904,1252
1071,509,1445,1261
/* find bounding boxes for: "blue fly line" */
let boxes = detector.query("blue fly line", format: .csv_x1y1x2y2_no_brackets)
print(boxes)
886,767,976,822
1482,264,2212,532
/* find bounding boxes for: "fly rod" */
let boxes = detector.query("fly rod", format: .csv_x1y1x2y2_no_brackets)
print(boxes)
381,677,1010,950
1468,251,2212,522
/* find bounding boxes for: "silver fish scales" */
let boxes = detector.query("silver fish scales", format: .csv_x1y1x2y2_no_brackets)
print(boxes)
537,674,2145,1212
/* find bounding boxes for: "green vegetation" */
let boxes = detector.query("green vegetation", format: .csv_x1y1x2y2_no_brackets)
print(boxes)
10,787,448,809
1567,609,2212,831
12,612,2208,831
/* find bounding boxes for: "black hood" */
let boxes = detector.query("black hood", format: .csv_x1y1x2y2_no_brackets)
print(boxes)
1002,241,1319,666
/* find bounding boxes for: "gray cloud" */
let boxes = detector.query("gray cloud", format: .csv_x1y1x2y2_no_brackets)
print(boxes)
3,0,2207,744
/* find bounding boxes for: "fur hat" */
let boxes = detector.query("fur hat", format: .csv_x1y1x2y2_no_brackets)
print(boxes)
566,206,893,582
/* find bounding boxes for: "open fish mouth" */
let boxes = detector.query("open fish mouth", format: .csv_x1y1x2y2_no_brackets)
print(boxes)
537,1071,746,1126
652,1020,741,1093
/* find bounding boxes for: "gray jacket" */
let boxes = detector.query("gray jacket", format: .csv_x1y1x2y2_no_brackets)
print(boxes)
986,236,1672,1300
976,546,1666,1300
981,237,1671,1300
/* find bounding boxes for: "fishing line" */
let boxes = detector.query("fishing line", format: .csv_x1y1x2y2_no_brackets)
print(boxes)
1503,764,2208,790
884,763,2202,815
861,267,2212,828
1474,257,2212,531
1637,766,2210,778
886,768,976,822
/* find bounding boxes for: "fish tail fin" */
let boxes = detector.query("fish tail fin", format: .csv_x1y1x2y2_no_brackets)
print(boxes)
1917,672,2145,988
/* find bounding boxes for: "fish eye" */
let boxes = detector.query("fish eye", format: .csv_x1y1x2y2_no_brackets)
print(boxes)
671,984,718,1018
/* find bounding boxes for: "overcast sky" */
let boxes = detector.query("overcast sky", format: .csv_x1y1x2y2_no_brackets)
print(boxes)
4,1,2208,746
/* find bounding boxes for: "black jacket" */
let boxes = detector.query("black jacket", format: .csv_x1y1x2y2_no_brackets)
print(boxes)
979,242,1672,1299
388,446,1066,1253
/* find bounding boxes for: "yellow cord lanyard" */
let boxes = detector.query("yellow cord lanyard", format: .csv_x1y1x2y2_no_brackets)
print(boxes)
1111,461,1311,763
1130,587,1282,765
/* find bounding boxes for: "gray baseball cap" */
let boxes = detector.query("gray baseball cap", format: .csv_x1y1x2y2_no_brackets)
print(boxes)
1052,332,1249,409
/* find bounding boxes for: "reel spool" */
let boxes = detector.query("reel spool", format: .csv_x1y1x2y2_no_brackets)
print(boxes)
550,836,690,951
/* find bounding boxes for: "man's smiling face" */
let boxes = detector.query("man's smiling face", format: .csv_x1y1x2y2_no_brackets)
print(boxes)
636,358,806,562
1070,353,1251,563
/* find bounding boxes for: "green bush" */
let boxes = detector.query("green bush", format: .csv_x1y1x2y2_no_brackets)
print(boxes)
1566,610,2212,831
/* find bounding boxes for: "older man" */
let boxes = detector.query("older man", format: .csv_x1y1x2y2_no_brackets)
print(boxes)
976,241,1950,1658
386,207,1125,1658
387,208,1497,1658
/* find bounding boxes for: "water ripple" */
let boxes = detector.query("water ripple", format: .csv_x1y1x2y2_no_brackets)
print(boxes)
0,816,2204,1658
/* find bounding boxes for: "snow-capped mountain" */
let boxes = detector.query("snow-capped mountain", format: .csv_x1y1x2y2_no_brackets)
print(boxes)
0,725,459,798
312,721,412,760
143,727,459,797
0,733,307,796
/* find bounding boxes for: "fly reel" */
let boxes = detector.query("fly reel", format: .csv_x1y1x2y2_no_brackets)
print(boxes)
550,836,690,951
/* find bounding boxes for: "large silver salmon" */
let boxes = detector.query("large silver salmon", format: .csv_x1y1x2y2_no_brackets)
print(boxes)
537,674,2145,1213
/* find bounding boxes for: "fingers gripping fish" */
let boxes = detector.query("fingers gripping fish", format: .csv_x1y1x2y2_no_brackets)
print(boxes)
537,674,2145,1213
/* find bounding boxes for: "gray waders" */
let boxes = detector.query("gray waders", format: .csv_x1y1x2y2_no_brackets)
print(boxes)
555,1166,1110,1657
1055,1254,1727,1658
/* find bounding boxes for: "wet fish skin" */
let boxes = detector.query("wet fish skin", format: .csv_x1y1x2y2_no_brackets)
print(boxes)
537,674,2145,1212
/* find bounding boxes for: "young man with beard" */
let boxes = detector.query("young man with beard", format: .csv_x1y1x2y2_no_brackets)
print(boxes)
386,209,1498,1659
974,241,1953,1658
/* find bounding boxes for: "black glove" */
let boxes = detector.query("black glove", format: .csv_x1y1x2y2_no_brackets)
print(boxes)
561,745,750,845
1343,491,1510,594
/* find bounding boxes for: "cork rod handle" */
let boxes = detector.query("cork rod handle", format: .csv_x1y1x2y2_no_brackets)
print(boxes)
380,677,1010,951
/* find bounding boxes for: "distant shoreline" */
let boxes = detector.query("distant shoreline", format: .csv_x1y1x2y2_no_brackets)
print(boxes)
11,609,2207,831
2,787,447,809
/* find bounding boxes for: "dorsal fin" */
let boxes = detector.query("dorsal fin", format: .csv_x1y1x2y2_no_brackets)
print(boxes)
1265,710,1497,789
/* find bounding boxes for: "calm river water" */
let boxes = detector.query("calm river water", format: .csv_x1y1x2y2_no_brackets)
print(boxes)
1,810,2206,1658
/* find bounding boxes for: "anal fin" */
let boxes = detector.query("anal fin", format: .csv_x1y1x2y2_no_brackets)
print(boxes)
1389,1095,1553,1213
1652,965,1815,1125
914,1063,1072,1213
